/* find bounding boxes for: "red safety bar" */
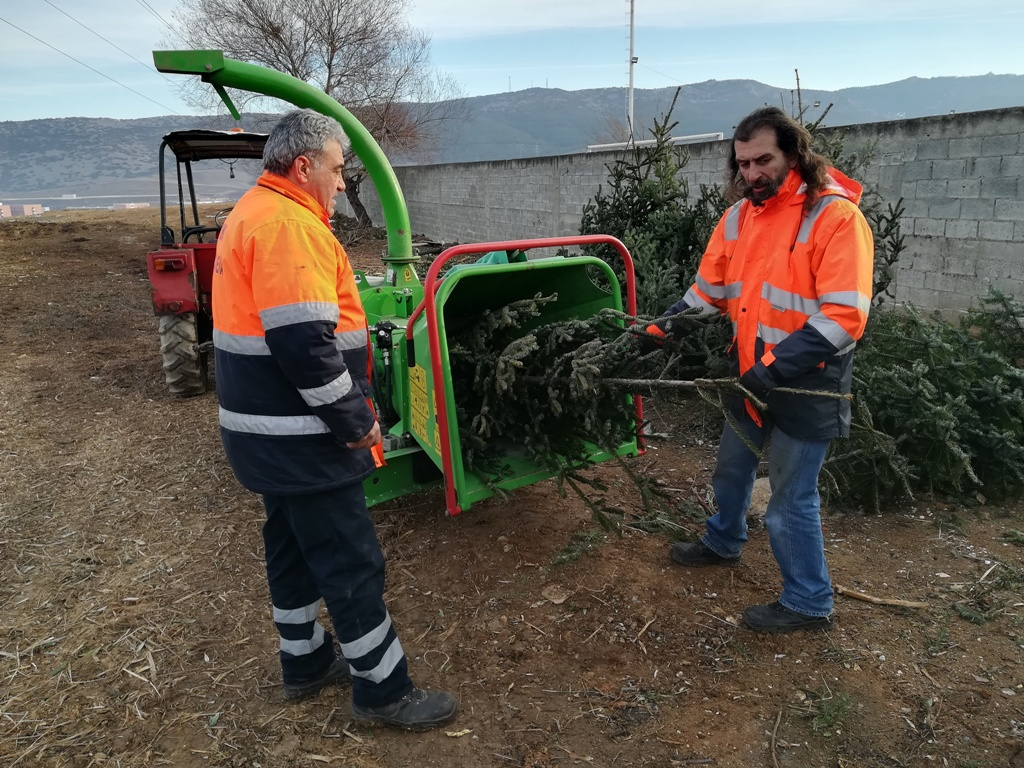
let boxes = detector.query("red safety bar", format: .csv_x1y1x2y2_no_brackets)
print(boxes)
405,235,642,516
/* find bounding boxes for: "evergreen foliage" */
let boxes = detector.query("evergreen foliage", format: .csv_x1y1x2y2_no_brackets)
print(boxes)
572,89,731,377
576,90,726,320
445,297,627,462
445,296,650,529
963,289,1024,367
865,199,905,308
826,298,1024,508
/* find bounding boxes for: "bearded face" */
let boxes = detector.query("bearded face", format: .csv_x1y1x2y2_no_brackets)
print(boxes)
740,163,791,205
733,128,795,206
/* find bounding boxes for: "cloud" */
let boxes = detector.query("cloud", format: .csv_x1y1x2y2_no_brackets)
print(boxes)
409,0,1022,38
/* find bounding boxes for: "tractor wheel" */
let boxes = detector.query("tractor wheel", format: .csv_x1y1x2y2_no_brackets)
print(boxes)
158,313,209,397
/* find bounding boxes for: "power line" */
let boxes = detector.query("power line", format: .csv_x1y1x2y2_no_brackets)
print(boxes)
134,0,184,43
638,62,688,87
40,0,177,87
0,13,182,115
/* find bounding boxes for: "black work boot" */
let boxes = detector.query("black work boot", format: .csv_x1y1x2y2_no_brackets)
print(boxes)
669,541,741,567
741,601,834,633
283,654,351,701
352,687,458,731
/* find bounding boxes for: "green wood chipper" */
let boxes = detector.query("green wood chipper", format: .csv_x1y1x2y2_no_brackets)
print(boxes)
150,50,642,516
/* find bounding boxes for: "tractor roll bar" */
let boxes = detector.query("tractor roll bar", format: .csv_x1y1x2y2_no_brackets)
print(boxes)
153,50,415,266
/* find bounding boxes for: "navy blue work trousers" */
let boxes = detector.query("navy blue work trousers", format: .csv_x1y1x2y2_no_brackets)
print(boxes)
262,483,413,707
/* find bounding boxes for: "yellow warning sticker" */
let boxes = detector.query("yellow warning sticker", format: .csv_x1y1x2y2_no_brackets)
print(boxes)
409,364,429,441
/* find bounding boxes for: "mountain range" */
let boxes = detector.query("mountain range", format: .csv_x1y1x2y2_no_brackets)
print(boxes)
2,73,1022,208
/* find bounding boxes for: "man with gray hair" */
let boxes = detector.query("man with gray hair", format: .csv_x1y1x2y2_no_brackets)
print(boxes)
212,108,456,729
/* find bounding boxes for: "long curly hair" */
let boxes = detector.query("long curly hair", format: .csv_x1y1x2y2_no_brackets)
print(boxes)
725,107,829,212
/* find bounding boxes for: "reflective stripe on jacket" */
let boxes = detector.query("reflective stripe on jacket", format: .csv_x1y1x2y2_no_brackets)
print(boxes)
663,168,874,439
212,171,376,494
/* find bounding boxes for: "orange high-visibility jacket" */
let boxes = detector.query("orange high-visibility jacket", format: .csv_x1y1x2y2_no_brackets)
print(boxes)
212,172,376,494
658,168,874,439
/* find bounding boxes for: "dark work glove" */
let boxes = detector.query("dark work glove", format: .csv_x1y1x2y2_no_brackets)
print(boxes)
635,334,663,355
739,362,776,402
632,324,666,354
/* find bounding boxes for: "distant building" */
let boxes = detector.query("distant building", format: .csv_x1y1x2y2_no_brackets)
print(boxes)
8,204,43,217
112,202,151,210
0,204,10,219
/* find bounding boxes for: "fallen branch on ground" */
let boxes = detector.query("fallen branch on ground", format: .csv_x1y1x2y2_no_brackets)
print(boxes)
834,583,928,608
771,707,783,768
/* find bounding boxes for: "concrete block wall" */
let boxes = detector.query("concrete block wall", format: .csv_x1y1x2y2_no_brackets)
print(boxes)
837,108,1024,312
354,107,1024,313
358,154,616,243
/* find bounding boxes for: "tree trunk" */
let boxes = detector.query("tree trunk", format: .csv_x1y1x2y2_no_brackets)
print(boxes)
343,171,373,227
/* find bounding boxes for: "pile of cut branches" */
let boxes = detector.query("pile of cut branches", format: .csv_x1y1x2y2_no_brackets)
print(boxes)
825,291,1024,510
444,294,747,528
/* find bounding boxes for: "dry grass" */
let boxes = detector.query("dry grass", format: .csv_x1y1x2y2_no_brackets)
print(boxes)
3,208,1024,768
0,210,383,766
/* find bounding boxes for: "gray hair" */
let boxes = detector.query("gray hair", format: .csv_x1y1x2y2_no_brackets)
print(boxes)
263,108,350,175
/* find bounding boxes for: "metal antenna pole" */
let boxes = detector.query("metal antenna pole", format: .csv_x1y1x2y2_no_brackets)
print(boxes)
627,0,637,141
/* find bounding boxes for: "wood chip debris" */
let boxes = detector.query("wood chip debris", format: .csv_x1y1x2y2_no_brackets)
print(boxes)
541,585,571,604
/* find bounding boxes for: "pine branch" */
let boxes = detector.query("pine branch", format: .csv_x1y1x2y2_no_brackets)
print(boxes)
600,376,853,403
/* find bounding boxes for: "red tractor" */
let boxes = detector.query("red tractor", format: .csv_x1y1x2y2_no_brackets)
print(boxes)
145,129,267,396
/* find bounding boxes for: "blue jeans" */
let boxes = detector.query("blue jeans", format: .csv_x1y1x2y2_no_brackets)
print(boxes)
701,414,834,617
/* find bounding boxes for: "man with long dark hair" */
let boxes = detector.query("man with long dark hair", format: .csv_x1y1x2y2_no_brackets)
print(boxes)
646,106,874,632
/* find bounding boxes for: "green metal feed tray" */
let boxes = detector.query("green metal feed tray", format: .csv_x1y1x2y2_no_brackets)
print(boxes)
393,236,642,515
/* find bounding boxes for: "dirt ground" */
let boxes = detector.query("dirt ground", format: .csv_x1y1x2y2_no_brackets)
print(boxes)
2,206,1023,768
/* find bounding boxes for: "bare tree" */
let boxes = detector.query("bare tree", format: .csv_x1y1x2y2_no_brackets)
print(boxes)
588,112,634,146
167,0,468,225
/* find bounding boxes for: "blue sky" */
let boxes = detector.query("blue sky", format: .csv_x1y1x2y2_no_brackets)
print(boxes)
1,0,1021,121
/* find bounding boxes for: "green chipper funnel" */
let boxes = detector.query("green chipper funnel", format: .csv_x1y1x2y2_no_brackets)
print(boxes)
395,236,643,515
